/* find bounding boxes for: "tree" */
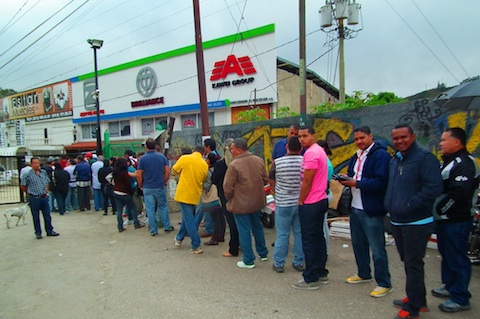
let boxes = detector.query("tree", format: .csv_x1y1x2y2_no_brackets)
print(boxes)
311,91,404,114
237,107,267,123
273,106,299,118
0,87,16,98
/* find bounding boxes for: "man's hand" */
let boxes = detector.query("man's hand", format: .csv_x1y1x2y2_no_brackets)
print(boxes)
340,178,357,187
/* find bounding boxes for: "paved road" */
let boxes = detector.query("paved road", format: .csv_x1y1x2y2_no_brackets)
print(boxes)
0,203,478,319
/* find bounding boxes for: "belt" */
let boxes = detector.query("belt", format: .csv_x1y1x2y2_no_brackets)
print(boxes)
29,194,48,199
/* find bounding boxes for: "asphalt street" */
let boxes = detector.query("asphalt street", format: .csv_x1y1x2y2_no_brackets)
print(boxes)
0,203,478,319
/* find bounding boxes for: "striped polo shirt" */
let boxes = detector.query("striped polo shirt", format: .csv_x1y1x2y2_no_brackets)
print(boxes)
273,155,303,207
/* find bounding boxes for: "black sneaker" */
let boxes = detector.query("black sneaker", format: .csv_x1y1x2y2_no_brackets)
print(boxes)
164,226,175,233
293,264,305,272
272,264,284,273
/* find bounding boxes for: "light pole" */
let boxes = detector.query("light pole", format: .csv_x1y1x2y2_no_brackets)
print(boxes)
320,0,362,104
87,38,104,155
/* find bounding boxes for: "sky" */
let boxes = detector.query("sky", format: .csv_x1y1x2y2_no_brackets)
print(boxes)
1,0,479,98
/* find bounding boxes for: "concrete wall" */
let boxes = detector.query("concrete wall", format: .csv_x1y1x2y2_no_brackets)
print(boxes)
170,98,480,172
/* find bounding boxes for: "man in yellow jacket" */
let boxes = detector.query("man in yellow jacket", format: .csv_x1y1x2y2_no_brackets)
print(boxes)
172,145,208,254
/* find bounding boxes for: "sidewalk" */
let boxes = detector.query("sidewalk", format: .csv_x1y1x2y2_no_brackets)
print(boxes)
0,203,478,319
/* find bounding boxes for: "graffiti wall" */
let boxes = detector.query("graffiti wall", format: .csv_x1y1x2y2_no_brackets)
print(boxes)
170,99,480,172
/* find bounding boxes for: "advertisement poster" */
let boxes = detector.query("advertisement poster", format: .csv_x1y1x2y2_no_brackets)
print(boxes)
2,80,73,122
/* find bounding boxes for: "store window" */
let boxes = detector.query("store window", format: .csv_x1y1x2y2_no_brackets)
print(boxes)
81,124,97,139
181,113,214,130
109,120,131,137
141,117,168,135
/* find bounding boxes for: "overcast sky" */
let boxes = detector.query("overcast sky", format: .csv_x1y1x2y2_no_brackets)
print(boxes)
1,0,479,98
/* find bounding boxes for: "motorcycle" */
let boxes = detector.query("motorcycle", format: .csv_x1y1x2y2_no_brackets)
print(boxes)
468,192,480,265
261,184,275,228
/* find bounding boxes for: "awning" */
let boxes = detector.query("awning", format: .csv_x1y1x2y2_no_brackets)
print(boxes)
64,141,98,151
0,146,28,157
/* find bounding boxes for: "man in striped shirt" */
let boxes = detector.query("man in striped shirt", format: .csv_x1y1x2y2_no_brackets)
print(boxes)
269,136,304,273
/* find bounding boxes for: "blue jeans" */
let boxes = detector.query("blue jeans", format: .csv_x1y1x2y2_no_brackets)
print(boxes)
436,221,472,305
391,222,433,316
194,203,214,234
143,187,171,235
114,194,140,230
93,188,104,211
274,205,304,267
65,186,78,211
28,196,54,235
350,207,391,288
48,190,56,211
299,199,329,283
176,203,201,249
233,211,268,265
53,191,67,215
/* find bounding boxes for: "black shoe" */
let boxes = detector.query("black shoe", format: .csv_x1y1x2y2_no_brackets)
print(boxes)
103,212,108,215
272,264,284,273
118,228,126,233
47,231,60,237
36,234,42,239
293,264,305,272
164,226,175,233
134,224,145,229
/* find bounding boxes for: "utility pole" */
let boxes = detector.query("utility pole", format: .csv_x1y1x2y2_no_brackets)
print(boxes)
320,0,362,104
192,0,210,138
299,0,307,125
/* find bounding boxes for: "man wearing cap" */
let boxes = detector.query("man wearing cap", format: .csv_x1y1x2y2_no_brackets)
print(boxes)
21,157,60,239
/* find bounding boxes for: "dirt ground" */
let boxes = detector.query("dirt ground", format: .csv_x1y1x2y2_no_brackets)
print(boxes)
0,203,479,319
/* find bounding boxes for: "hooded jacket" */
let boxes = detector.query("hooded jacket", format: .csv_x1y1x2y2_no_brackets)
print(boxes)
384,142,443,223
347,141,391,216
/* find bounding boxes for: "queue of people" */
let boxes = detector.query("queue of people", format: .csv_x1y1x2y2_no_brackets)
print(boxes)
18,124,478,319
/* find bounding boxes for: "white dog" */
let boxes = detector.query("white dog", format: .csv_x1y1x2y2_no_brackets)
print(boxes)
4,204,29,229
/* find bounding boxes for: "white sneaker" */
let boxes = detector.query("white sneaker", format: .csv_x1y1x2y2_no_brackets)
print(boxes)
123,219,134,226
142,217,148,224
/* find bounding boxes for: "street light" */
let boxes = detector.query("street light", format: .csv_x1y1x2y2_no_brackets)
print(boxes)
87,38,104,155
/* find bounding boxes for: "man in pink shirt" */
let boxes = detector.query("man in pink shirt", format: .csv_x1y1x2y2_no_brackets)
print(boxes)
292,126,329,290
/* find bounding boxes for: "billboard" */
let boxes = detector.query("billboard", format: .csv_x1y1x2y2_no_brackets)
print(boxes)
1,80,73,122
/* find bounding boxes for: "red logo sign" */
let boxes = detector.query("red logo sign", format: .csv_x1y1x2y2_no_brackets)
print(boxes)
210,55,256,81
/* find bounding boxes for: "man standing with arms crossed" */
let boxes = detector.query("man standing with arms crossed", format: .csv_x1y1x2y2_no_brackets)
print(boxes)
340,126,393,298
432,127,479,313
224,138,269,269
291,126,329,290
385,124,443,319
137,138,173,237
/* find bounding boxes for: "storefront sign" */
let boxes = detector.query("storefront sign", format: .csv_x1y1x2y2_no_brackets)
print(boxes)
131,97,164,108
3,81,72,121
136,67,157,97
80,109,105,117
210,55,257,89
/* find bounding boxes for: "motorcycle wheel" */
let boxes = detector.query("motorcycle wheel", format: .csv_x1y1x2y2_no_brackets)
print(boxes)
261,212,275,228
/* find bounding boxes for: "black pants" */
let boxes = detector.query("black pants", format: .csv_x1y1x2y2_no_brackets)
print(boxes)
77,186,91,211
102,184,116,213
222,206,239,256
391,222,434,316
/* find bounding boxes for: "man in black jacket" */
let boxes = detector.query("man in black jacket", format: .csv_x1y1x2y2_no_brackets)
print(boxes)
385,124,443,319
432,127,479,313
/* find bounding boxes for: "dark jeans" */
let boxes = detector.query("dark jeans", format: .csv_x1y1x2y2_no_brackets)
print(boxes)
391,222,433,316
114,194,140,230
102,184,116,213
77,186,91,211
298,199,329,283
204,205,225,240
350,207,391,288
436,220,472,305
53,191,67,215
223,206,239,256
28,196,54,235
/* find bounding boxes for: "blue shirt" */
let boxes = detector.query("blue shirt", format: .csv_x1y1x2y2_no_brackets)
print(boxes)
137,151,169,188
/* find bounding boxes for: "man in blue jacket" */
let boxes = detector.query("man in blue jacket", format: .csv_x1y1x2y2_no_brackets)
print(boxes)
385,124,443,319
432,127,479,313
340,126,393,298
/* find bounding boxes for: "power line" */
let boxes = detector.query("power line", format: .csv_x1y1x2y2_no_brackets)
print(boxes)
0,0,91,71
384,0,459,83
0,0,76,58
0,0,32,36
410,0,469,78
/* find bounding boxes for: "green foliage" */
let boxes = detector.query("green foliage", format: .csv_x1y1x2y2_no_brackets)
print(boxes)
274,106,299,118
310,91,405,114
237,107,267,123
0,87,17,98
